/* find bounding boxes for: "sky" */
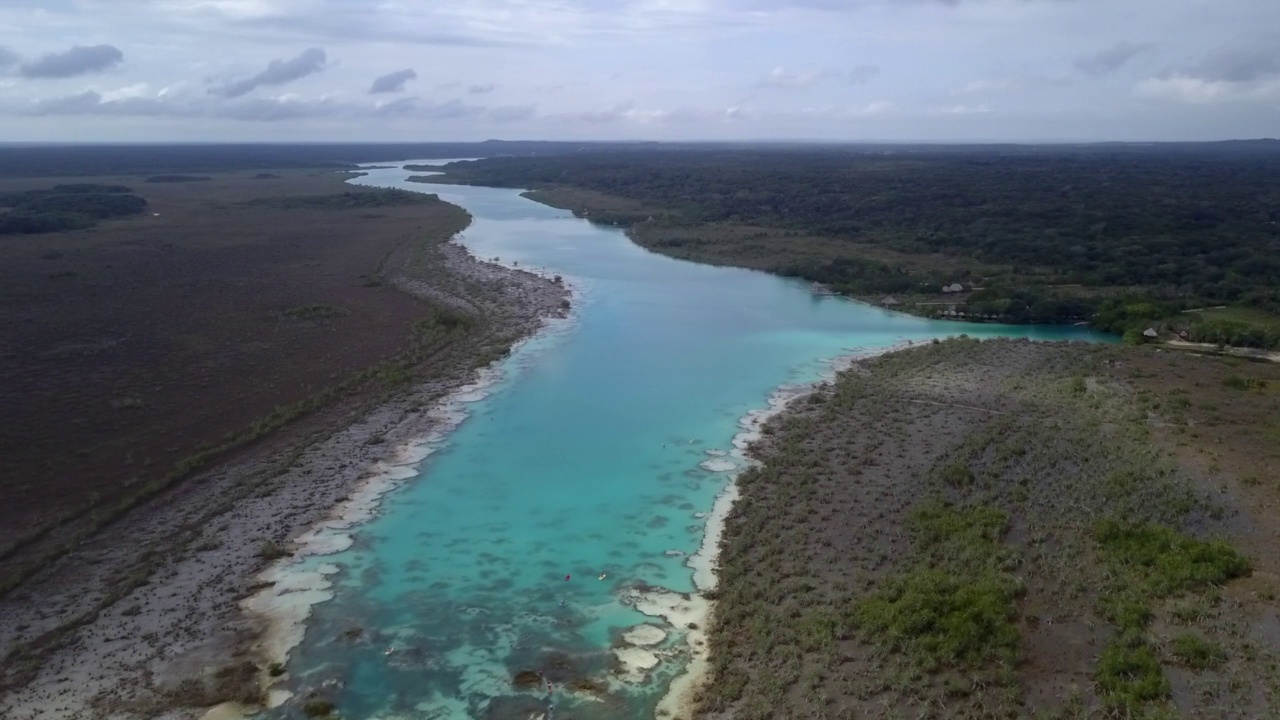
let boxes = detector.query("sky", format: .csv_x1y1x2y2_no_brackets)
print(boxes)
0,0,1276,143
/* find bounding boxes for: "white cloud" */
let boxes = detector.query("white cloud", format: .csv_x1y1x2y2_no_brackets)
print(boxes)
1135,74,1280,105
1135,47,1280,105
755,63,875,90
942,103,992,114
19,85,535,124
759,66,837,89
101,83,152,102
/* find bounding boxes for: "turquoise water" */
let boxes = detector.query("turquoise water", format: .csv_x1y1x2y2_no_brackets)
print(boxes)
271,163,1108,719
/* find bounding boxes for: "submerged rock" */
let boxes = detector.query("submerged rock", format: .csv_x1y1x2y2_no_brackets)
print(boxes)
511,670,542,689
483,695,548,720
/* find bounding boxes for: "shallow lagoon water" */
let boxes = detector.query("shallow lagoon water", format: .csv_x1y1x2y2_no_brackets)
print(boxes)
272,163,1107,719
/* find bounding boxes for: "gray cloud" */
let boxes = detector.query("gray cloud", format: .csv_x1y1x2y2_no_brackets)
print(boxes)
468,83,497,94
848,65,880,85
28,90,172,117
19,44,124,79
228,11,525,48
369,68,417,94
1186,49,1280,82
25,88,535,124
372,97,531,122
213,47,327,98
0,46,18,70
1074,41,1148,76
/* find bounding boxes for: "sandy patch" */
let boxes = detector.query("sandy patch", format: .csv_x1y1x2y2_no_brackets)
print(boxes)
698,458,737,472
623,624,668,647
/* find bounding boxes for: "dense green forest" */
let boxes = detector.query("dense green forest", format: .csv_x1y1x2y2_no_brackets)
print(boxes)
438,145,1280,344
244,189,443,210
0,184,147,234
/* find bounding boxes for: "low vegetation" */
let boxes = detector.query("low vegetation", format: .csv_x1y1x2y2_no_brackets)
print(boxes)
699,338,1278,719
855,504,1021,671
0,171,478,596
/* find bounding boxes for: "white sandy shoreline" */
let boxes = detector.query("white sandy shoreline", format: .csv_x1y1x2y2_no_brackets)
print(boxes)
226,262,582,716
654,338,920,718
234,314,575,712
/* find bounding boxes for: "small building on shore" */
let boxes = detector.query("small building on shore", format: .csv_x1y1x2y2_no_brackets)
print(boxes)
881,296,900,306
1143,327,1159,339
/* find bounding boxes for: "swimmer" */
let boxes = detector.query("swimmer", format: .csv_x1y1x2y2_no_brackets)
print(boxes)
564,574,571,581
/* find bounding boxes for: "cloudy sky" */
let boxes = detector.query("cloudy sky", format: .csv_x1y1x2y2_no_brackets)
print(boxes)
0,0,1276,142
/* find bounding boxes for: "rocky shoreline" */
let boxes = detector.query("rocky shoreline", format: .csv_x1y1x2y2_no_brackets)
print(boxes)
0,235,569,720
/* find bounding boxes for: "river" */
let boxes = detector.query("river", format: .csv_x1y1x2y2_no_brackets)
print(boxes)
266,161,1107,719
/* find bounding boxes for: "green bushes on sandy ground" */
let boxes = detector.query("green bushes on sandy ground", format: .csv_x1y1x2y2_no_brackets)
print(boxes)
698,339,1265,720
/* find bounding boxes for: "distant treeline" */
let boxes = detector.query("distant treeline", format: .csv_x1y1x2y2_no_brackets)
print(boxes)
440,145,1280,338
145,174,211,183
0,141,630,178
245,189,441,210
0,184,147,235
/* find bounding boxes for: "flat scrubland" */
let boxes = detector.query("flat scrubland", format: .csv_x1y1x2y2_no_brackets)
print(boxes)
697,338,1279,720
0,171,471,592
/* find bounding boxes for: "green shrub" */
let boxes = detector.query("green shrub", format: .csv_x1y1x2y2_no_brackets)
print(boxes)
910,502,1011,570
1169,633,1226,669
1222,375,1267,391
855,568,1020,669
1099,591,1153,631
258,540,291,561
1096,521,1251,596
1096,634,1171,714
938,460,975,488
